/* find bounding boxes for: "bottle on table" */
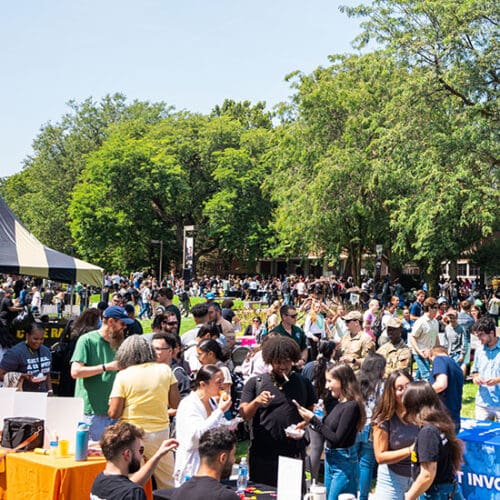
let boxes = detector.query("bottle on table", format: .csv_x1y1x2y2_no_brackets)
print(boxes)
237,457,248,492
75,422,89,461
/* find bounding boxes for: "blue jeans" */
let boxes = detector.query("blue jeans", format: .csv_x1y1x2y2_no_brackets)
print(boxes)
419,482,464,500
324,446,358,500
373,463,411,500
83,414,117,441
355,426,377,500
414,353,431,381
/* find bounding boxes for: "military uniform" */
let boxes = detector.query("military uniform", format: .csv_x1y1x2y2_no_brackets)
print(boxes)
338,331,375,372
377,340,411,377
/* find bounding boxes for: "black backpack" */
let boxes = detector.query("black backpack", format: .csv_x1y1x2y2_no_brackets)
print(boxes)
372,312,383,340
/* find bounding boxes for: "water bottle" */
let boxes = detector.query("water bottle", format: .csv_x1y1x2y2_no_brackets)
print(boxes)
49,434,59,458
237,457,248,492
183,464,193,483
313,399,325,419
75,422,89,461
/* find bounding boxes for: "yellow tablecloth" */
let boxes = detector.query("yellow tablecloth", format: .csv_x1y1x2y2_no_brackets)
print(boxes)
5,452,152,500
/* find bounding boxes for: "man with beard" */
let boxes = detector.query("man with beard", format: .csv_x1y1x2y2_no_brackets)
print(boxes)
163,428,239,499
239,335,315,487
71,306,133,440
91,421,179,500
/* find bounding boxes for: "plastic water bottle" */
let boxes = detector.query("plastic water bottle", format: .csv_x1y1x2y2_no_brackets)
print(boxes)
49,434,58,458
313,399,325,419
237,457,248,492
183,464,193,483
75,422,89,461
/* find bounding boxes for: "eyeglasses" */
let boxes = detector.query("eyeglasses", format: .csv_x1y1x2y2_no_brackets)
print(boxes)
430,306,439,309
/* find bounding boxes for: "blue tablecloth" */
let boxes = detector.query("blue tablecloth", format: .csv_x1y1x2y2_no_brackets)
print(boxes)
458,418,500,499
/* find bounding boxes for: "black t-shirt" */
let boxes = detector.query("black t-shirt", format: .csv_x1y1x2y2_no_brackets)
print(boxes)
163,476,240,500
412,425,455,485
0,297,16,326
221,308,235,323
91,473,146,500
310,400,361,449
241,372,315,456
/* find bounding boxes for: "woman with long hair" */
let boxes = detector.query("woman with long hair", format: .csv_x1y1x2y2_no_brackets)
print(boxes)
304,300,327,362
372,370,418,499
174,365,232,485
301,340,337,482
356,353,386,500
294,363,366,500
403,381,464,500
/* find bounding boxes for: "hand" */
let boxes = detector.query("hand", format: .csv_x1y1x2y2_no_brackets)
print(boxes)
312,336,320,343
484,378,499,386
105,360,120,371
296,420,308,430
292,400,314,422
218,394,233,412
421,349,429,359
157,438,179,456
255,390,274,407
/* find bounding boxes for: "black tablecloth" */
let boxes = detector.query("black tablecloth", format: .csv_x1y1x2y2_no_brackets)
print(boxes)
153,480,276,499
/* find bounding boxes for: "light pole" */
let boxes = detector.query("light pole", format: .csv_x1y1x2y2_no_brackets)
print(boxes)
151,239,163,281
375,244,383,280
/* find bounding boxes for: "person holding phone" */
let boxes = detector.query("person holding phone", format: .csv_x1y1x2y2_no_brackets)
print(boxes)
294,363,365,500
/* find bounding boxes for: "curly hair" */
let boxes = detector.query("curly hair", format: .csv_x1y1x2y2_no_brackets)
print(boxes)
115,334,155,369
262,335,301,364
100,421,144,461
472,315,496,335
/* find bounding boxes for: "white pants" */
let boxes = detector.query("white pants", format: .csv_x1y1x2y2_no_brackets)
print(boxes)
142,428,174,489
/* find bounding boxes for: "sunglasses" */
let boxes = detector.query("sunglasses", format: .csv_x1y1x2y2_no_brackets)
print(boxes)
163,321,178,326
286,314,298,318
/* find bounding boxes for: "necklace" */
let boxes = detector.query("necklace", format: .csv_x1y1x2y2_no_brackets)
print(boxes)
270,371,288,391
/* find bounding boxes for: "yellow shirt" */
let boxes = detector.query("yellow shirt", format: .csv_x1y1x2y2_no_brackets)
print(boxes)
110,362,177,432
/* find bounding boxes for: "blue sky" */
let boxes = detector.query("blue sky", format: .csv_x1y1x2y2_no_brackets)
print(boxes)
1,0,362,177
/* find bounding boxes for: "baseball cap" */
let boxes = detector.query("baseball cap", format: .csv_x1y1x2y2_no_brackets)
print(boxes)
437,297,448,305
103,306,134,324
343,311,362,322
387,317,402,329
205,292,215,300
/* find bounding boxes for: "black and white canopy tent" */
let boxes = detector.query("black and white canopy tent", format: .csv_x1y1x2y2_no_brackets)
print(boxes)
0,198,103,287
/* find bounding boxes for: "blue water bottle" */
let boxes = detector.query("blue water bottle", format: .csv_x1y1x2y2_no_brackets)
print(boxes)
75,422,89,461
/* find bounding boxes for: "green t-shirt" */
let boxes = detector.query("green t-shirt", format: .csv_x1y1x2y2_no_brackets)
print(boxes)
70,330,117,415
271,323,307,351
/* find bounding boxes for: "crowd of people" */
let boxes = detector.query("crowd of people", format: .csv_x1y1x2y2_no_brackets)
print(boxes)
0,272,499,499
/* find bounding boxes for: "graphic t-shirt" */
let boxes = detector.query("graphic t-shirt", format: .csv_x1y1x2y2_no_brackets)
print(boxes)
0,342,51,392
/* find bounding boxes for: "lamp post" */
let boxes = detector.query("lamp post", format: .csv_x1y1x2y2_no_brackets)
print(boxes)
150,239,163,281
375,244,383,280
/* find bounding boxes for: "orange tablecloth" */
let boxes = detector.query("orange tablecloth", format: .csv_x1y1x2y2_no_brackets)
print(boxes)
5,452,152,500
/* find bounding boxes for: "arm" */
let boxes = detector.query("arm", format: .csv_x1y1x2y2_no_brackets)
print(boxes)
130,439,179,486
168,382,181,410
373,426,413,465
409,334,423,357
239,391,274,420
431,373,448,394
108,397,125,419
404,461,437,500
71,359,119,379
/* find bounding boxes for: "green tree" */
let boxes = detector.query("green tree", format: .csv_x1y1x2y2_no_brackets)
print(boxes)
2,94,169,254
267,53,404,282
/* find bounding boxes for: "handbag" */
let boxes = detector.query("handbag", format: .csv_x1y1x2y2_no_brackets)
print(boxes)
1,417,44,451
